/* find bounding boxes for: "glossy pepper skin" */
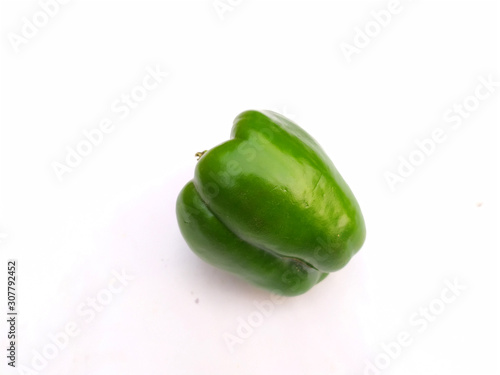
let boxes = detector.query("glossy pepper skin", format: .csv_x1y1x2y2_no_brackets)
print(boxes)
176,110,366,296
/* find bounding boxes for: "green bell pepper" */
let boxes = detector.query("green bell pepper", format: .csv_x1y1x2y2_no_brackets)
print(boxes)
176,110,366,296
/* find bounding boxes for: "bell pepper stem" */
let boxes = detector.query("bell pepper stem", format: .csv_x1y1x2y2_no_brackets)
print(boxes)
195,150,207,160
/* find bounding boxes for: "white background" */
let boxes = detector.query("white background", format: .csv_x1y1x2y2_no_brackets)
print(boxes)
0,0,498,374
